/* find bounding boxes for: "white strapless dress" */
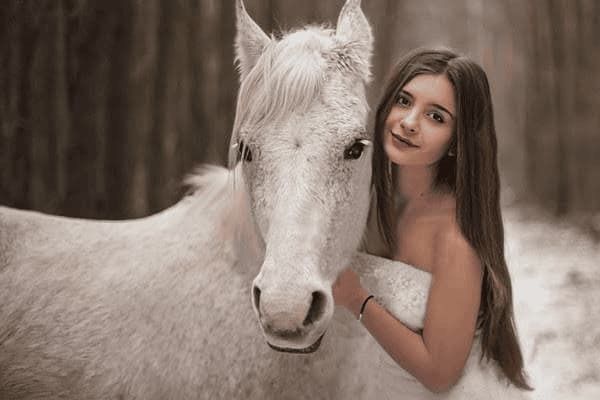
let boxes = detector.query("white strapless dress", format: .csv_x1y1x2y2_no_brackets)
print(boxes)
354,253,531,400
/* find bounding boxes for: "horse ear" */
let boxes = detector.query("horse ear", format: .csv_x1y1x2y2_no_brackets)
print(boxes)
335,0,373,80
235,0,270,81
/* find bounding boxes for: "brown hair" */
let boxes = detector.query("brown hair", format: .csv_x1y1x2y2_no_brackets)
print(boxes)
371,48,532,390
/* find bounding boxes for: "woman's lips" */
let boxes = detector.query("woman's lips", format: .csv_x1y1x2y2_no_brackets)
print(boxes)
390,131,419,148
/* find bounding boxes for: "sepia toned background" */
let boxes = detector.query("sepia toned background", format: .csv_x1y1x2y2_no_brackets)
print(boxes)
1,1,599,398
1,0,599,220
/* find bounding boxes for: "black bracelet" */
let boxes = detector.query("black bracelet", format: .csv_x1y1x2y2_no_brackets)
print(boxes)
358,294,374,322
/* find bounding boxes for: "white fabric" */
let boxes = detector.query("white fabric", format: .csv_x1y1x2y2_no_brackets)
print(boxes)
354,253,531,399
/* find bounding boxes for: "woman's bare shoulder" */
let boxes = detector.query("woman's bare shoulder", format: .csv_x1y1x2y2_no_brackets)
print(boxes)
431,218,482,279
420,194,481,277
393,194,459,272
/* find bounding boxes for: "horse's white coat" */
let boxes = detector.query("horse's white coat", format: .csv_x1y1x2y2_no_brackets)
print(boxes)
0,0,529,398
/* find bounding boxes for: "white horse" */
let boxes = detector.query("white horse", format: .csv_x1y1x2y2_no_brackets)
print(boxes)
0,1,527,399
0,1,386,398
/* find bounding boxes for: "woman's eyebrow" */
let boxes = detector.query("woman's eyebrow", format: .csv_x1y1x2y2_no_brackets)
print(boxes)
432,103,455,120
400,89,413,99
401,89,455,120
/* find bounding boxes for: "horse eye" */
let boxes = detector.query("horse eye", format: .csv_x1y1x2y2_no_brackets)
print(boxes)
344,139,370,160
237,141,253,162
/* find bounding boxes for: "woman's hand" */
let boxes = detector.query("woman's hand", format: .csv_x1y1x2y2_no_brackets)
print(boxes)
332,268,369,317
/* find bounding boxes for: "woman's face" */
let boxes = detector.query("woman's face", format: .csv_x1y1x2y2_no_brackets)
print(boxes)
383,73,456,167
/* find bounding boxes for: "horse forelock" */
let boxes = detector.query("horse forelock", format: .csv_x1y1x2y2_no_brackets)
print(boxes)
228,26,357,167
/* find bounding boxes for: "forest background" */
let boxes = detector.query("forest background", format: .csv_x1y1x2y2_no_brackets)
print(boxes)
1,0,598,222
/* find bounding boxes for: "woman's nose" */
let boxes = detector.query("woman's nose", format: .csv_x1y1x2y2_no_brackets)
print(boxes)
400,110,419,134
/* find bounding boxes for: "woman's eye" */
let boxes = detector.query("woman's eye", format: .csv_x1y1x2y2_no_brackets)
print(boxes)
344,139,370,160
237,140,253,162
429,112,445,124
397,95,411,107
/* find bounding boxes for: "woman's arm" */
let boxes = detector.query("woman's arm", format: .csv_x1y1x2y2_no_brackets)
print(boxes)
334,228,483,393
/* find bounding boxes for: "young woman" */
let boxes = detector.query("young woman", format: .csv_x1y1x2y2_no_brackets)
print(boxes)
332,48,532,394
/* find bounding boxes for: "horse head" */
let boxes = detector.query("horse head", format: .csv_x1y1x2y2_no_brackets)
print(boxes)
231,0,373,353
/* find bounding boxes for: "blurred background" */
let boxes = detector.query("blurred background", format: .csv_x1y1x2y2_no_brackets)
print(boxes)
1,0,599,398
1,0,598,221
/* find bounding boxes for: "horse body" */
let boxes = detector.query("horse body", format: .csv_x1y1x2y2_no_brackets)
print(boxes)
0,171,371,399
0,195,237,398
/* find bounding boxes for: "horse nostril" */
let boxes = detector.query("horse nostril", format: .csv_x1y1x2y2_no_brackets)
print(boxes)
253,286,261,314
303,291,326,326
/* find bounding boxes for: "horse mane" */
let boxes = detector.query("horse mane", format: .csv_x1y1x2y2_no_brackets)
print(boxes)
228,26,335,168
184,164,264,264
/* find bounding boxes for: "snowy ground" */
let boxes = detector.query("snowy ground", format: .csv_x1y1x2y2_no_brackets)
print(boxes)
505,206,600,399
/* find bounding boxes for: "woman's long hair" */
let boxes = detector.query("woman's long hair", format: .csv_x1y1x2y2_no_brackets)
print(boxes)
371,48,532,390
